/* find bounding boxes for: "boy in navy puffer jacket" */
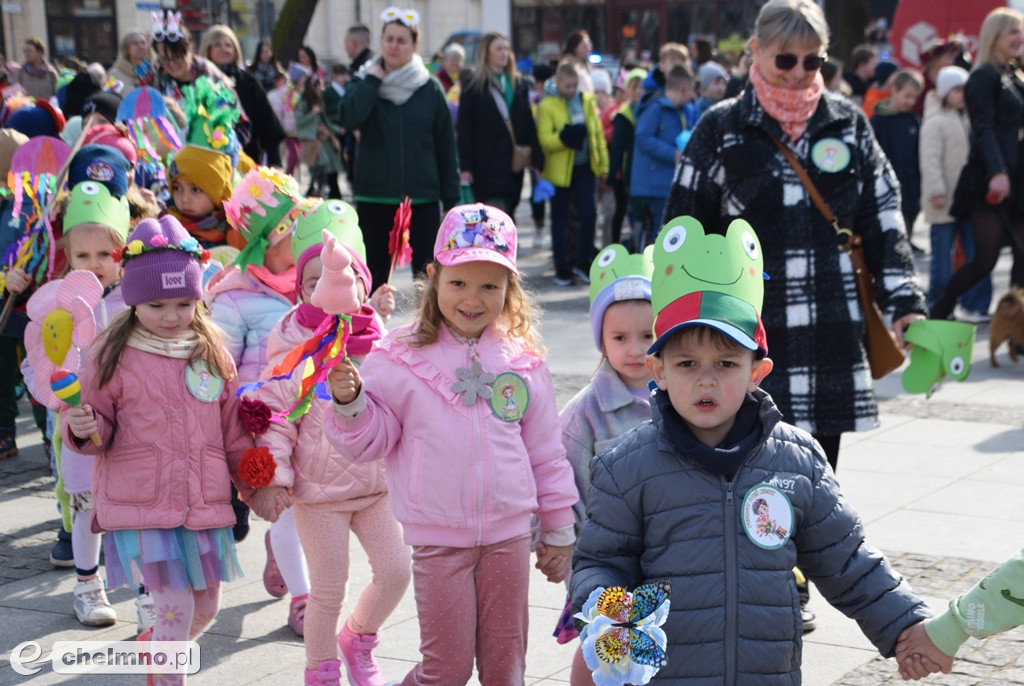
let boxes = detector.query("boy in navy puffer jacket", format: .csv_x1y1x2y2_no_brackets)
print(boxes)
570,216,932,684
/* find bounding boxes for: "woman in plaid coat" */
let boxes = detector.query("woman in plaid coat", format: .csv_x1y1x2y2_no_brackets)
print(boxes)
663,0,926,471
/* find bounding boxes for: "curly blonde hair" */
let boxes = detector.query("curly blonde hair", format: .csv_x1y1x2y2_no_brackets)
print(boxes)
405,260,544,354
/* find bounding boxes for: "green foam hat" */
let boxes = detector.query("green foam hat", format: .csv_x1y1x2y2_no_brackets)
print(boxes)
291,198,365,264
63,180,130,240
649,215,768,356
588,244,654,351
901,320,976,397
225,166,301,270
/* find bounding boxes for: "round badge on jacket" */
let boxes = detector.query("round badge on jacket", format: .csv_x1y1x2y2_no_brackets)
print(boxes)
489,372,529,422
741,484,794,550
811,138,851,173
185,362,223,402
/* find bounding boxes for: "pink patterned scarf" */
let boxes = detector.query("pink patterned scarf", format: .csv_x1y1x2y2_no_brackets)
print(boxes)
749,63,824,141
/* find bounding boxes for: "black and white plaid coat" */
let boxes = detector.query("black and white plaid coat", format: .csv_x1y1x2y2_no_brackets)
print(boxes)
663,87,926,435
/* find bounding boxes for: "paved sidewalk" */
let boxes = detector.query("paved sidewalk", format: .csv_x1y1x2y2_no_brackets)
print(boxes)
2,208,1024,684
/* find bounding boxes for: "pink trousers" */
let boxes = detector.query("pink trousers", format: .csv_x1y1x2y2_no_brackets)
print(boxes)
401,535,530,686
294,493,411,669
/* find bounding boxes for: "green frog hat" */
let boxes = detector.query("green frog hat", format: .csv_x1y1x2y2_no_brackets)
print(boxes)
588,243,654,351
291,198,368,295
224,166,301,270
649,215,768,357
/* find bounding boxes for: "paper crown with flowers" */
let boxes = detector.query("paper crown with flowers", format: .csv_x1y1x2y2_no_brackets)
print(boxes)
649,215,768,357
113,231,211,267
380,6,420,27
291,198,366,264
181,76,240,165
225,166,302,270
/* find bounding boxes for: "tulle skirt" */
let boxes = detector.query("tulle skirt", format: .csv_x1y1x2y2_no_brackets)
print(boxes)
105,526,242,592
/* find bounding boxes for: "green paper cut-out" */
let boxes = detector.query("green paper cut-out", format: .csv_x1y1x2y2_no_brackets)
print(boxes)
901,319,976,397
588,244,654,304
651,216,765,317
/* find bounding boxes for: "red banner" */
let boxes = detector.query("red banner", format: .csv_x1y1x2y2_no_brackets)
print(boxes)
889,0,1004,66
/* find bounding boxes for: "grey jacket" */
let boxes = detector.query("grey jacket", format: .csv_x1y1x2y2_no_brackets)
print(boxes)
571,389,930,685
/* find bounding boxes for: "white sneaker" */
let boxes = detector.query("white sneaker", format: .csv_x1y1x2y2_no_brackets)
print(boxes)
73,578,117,626
533,228,543,249
136,591,157,632
955,307,993,324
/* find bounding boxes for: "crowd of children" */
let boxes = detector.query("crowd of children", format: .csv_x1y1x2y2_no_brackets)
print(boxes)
1,5,1018,686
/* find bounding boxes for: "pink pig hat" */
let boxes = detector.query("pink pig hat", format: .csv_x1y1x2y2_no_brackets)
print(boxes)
433,203,518,275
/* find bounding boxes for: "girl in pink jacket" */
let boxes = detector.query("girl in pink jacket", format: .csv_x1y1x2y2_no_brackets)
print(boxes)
64,216,253,686
325,204,578,686
249,227,409,686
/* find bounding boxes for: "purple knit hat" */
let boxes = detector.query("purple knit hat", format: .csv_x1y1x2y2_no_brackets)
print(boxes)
120,216,206,306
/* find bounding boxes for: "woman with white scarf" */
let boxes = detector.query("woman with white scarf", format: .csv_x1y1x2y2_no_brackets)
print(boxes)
341,7,460,289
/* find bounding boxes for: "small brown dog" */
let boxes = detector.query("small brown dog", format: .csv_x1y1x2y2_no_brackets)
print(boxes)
989,288,1024,366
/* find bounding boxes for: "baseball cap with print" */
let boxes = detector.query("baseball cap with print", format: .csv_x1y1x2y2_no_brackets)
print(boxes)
433,203,518,275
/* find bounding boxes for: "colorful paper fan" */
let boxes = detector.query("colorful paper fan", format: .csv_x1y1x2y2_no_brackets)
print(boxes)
117,86,182,169
23,271,104,409
10,136,71,178
0,172,60,295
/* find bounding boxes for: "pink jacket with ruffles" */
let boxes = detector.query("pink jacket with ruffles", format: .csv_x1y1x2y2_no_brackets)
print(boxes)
256,306,386,504
61,343,253,532
323,321,577,548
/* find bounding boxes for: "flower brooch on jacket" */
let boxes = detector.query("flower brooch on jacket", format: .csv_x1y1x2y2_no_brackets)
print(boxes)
574,580,671,686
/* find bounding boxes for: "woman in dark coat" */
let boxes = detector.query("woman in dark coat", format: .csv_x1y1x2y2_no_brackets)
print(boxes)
663,0,925,472
199,25,285,167
457,31,538,216
931,8,1024,319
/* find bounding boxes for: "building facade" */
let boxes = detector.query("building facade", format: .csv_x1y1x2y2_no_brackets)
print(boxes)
1,0,756,74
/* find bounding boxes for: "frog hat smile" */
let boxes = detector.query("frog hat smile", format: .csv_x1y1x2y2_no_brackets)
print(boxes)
648,216,769,357
588,243,654,352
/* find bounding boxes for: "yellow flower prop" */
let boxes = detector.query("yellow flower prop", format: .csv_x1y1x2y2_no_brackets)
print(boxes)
127,240,144,255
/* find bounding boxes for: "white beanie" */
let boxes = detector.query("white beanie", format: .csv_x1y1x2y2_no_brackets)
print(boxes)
590,68,612,94
936,65,968,101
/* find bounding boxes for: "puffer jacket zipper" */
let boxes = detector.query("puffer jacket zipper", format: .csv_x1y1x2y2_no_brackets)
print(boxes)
723,478,737,686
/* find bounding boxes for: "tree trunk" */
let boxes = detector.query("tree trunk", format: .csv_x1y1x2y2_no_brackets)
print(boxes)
272,0,321,65
825,0,870,69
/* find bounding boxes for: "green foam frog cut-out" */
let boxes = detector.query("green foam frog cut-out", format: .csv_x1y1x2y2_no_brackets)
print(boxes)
292,199,365,263
588,244,654,303
652,216,766,315
901,320,977,397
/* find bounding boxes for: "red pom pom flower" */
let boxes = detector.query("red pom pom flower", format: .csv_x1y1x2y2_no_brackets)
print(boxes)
239,396,272,435
238,446,276,488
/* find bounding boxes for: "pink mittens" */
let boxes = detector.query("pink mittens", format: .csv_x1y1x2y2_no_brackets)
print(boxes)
311,230,360,315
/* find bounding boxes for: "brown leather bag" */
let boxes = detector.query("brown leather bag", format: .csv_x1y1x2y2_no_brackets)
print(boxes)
769,135,905,379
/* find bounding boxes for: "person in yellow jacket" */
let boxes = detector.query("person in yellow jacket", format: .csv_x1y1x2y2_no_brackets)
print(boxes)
537,60,609,286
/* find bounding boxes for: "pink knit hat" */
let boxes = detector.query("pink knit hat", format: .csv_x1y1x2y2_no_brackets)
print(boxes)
120,216,207,306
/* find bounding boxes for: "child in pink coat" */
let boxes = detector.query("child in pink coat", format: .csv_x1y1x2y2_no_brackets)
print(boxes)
63,216,253,686
248,224,409,686
324,204,578,685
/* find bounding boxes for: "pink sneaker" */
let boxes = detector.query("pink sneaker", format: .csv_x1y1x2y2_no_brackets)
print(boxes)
338,624,383,686
304,659,342,685
263,531,287,598
289,595,307,636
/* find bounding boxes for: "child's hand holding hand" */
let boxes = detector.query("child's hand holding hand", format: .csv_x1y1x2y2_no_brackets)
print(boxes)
369,284,395,319
247,485,292,522
328,358,362,404
895,622,953,680
5,268,31,294
66,405,99,440
535,543,573,583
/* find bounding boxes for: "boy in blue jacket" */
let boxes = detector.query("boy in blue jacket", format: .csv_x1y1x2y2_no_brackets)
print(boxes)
871,69,924,252
630,66,693,250
570,215,931,683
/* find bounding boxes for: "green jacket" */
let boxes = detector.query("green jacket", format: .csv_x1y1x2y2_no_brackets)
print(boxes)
294,100,344,173
536,91,609,187
340,73,460,206
322,83,344,127
925,548,1024,656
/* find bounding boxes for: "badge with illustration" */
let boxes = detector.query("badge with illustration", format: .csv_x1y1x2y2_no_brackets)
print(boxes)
185,361,223,402
489,372,529,422
811,137,851,173
741,484,794,550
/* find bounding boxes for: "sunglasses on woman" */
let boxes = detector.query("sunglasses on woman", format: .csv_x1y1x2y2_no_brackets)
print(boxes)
774,52,826,71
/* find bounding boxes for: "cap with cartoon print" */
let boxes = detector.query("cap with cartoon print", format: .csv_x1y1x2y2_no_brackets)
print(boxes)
433,203,517,275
